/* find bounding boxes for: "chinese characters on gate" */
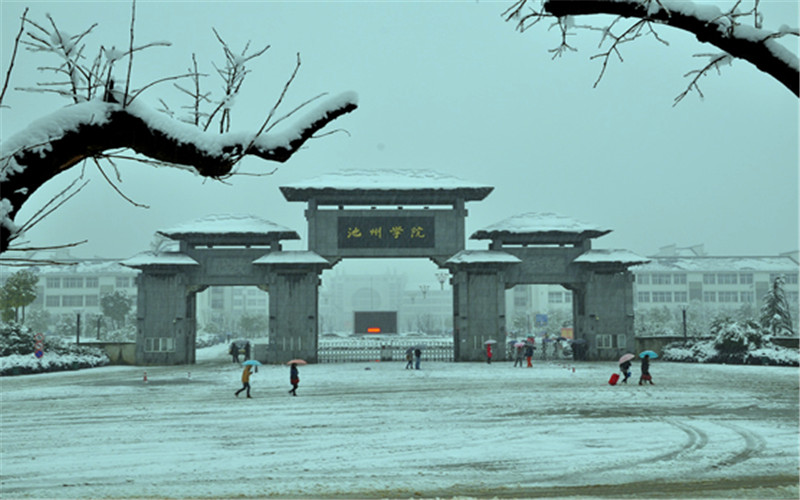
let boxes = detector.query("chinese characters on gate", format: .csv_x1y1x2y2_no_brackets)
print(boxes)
338,217,435,248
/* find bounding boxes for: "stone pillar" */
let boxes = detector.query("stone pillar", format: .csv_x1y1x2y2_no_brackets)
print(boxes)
579,271,636,360
452,269,508,362
267,270,320,363
136,271,192,365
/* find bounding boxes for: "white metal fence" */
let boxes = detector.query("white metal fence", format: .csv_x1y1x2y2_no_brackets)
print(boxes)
318,337,454,363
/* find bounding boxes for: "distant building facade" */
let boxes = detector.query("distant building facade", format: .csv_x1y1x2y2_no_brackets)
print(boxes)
506,245,800,336
1,255,139,333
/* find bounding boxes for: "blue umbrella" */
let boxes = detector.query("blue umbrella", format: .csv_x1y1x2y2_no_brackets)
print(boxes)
639,350,658,359
242,360,262,366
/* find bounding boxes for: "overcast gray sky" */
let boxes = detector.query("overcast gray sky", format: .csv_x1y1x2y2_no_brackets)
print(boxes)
1,1,798,275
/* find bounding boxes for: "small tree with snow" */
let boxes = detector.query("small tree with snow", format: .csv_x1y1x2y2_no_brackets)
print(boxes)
100,290,133,330
759,276,794,338
711,316,763,356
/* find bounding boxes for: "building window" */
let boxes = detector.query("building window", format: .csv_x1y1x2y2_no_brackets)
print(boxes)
548,292,563,303
637,274,650,285
116,277,130,288
597,334,612,349
45,296,60,307
62,295,84,307
718,273,738,285
616,334,627,349
740,292,754,303
673,292,688,303
145,337,175,352
85,277,99,288
652,274,671,285
63,277,83,288
718,291,738,303
703,274,716,285
703,291,716,302
85,295,99,307
739,273,753,285
673,274,687,285
46,277,61,288
564,293,572,303
211,298,224,309
786,274,799,285
652,292,672,303
637,292,650,303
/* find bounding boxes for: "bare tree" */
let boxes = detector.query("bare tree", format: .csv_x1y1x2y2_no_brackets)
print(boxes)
504,0,799,102
0,4,358,255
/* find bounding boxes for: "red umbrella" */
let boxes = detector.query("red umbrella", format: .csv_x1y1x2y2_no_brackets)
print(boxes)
619,353,635,364
286,359,307,365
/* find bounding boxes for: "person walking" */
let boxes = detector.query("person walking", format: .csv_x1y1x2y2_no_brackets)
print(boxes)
486,343,493,364
639,355,654,385
414,348,422,370
289,363,299,396
525,343,534,367
620,359,632,384
513,345,524,367
405,349,414,369
235,364,253,398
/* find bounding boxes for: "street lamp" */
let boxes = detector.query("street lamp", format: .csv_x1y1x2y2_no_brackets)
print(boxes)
436,271,449,290
419,284,430,299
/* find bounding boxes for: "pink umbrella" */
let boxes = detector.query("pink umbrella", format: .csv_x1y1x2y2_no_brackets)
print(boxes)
619,353,635,364
514,342,526,348
286,359,307,365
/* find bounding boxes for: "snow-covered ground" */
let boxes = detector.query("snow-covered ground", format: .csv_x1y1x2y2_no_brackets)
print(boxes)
1,345,798,499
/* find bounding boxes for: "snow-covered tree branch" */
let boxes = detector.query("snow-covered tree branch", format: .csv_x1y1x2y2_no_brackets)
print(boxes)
504,0,799,99
0,4,358,254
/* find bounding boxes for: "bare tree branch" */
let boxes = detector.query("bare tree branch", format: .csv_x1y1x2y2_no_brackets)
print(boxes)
0,8,28,107
537,0,799,96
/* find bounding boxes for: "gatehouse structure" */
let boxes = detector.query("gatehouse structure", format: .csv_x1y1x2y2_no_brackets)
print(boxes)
124,169,648,365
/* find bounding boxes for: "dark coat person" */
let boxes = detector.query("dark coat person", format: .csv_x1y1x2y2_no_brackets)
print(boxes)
414,348,422,370
289,363,299,396
620,360,632,384
639,355,654,385
230,342,239,363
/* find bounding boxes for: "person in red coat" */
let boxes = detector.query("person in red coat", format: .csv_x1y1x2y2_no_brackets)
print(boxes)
486,343,493,364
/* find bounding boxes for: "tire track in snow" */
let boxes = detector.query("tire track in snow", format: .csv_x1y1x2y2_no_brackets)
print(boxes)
709,421,766,470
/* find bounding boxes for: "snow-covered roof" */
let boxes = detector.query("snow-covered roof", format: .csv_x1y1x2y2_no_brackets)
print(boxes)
471,212,611,244
253,251,331,266
445,250,522,265
636,256,799,273
120,252,199,268
156,214,299,244
25,260,138,276
280,169,493,204
573,249,651,266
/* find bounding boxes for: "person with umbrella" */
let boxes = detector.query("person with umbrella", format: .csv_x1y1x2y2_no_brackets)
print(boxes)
486,342,493,364
289,362,300,396
235,362,254,398
639,352,655,385
513,342,525,367
619,353,634,384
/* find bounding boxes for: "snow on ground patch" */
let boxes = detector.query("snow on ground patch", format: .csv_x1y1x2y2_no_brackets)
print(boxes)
1,346,797,499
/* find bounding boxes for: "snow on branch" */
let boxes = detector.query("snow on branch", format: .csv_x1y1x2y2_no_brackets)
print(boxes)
504,0,799,98
0,6,359,255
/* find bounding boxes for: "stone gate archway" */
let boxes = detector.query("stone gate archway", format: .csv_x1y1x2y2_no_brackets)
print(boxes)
123,170,648,365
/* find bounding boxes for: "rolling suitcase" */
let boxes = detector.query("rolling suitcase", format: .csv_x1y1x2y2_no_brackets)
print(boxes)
608,373,620,385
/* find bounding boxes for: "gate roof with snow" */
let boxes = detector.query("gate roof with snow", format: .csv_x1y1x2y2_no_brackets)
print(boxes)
280,169,493,205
